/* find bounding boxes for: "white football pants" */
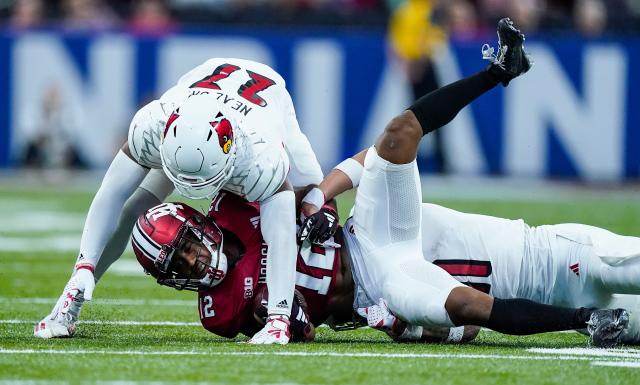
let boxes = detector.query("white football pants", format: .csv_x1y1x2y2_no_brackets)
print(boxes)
350,146,463,328
531,223,640,343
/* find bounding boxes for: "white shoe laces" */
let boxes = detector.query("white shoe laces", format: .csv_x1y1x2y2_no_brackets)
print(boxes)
481,43,508,69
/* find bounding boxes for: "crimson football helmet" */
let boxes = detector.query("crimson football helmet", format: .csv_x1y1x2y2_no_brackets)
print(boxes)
132,202,228,291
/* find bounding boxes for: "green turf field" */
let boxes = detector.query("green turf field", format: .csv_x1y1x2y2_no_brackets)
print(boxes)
1,185,640,385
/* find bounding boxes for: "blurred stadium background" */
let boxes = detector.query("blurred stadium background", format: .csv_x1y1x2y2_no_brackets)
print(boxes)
3,2,640,384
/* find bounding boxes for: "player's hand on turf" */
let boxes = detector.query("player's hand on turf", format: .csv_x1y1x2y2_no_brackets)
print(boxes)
248,315,291,344
298,206,338,245
69,265,96,302
33,265,95,339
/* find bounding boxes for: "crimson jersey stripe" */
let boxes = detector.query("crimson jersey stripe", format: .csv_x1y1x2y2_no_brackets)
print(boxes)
433,259,492,277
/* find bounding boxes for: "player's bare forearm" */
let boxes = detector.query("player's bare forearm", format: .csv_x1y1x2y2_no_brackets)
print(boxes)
417,326,480,343
319,149,367,201
387,320,479,344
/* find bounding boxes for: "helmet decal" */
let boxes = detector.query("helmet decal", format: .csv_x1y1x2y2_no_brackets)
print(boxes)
211,118,234,154
163,109,180,139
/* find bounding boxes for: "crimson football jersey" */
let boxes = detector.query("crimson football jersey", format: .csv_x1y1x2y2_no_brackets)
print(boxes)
198,192,341,337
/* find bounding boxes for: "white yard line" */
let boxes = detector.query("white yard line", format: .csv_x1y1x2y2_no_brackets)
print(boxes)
528,347,640,359
0,236,80,252
0,377,308,385
0,348,636,362
592,361,640,368
1,320,200,326
0,297,192,306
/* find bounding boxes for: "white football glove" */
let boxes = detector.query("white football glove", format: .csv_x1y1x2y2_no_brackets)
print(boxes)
357,298,401,331
34,266,95,339
247,315,291,345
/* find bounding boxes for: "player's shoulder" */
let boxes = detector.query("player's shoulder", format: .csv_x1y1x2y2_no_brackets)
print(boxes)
208,192,263,248
127,100,171,169
208,191,260,222
227,137,289,202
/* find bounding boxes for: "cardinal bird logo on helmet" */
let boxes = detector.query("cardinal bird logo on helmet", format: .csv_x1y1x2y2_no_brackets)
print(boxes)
211,118,234,154
163,109,180,139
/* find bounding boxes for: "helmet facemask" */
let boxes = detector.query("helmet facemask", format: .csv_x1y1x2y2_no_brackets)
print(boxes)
160,149,235,200
154,215,228,291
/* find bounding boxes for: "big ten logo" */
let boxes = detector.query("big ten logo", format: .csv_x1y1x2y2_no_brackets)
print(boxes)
243,277,254,299
259,242,268,284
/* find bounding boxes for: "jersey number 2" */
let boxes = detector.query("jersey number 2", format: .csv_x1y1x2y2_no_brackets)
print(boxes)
199,295,215,318
190,64,275,107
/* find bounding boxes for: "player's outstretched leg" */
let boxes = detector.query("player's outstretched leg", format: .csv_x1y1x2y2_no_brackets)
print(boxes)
376,17,531,165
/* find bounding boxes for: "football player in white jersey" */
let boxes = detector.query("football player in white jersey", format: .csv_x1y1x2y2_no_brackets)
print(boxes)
34,58,327,344
302,18,629,347
337,203,640,345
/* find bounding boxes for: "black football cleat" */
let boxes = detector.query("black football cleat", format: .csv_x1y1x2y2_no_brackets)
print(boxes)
482,17,532,86
587,308,630,348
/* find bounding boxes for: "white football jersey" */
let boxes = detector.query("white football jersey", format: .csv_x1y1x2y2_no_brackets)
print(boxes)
419,203,527,299
128,58,322,202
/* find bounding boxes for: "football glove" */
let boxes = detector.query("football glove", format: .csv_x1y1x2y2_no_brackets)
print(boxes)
298,207,338,245
34,266,95,339
247,315,291,345
357,298,401,331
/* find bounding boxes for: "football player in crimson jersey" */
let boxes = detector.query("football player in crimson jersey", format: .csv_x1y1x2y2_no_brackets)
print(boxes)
34,58,327,344
130,196,347,342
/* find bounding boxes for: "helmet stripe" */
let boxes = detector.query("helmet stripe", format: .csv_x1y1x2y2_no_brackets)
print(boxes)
132,223,161,259
131,236,156,262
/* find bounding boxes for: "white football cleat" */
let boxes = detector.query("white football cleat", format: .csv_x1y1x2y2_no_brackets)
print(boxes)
247,315,291,345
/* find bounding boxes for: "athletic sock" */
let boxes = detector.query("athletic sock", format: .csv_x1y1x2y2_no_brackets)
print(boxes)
408,66,501,136
484,298,594,335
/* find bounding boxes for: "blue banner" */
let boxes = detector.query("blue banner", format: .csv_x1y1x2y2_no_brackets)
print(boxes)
1,28,638,181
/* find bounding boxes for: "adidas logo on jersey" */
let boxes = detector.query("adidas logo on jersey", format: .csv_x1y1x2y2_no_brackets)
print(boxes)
250,216,260,229
570,263,580,276
276,299,288,309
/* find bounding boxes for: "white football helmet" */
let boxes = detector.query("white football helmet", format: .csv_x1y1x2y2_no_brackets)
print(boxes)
160,93,240,200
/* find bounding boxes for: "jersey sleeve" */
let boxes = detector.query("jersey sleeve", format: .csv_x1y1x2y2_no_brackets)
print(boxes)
279,88,323,188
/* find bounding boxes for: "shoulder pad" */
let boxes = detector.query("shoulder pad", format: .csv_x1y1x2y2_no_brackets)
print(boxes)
127,100,169,169
225,135,289,202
